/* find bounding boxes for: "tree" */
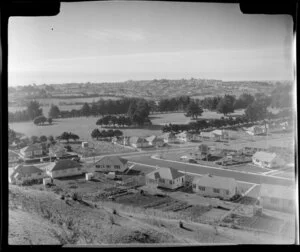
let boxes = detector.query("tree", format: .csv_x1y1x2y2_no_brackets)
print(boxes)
48,104,60,118
57,132,70,143
81,103,91,117
185,101,203,119
216,95,235,116
48,117,53,124
31,135,39,144
69,132,79,142
245,102,267,122
39,135,47,142
27,100,43,120
234,93,255,110
33,115,47,125
91,129,101,140
48,135,55,143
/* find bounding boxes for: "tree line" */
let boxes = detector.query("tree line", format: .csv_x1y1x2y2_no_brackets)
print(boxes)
91,129,123,140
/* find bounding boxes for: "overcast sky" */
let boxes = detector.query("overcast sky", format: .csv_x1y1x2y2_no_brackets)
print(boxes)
8,1,294,86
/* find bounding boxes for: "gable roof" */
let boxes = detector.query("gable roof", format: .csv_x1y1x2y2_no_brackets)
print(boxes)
192,174,237,190
260,184,294,200
147,167,185,180
129,136,148,144
10,165,43,180
20,143,42,152
252,151,277,162
9,150,20,158
96,155,128,165
160,132,176,139
45,159,81,171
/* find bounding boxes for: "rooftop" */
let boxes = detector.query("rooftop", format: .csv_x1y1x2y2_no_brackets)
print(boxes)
147,167,185,180
44,159,81,172
192,174,237,190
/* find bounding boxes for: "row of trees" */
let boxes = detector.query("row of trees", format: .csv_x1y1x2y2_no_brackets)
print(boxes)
96,115,132,127
91,129,123,140
56,132,80,143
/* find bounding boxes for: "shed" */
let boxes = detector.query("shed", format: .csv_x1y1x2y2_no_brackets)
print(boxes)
82,142,89,148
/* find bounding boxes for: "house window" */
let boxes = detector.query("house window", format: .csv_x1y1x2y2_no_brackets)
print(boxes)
159,178,165,183
96,165,100,168
169,180,173,185
198,186,205,191
106,165,110,168
114,165,120,169
213,188,220,193
270,197,279,204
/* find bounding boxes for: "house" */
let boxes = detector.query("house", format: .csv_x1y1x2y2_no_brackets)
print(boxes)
9,150,20,163
190,133,202,142
160,132,178,143
145,135,165,147
200,131,218,140
211,129,229,140
49,144,67,158
190,144,210,160
9,164,45,183
175,131,193,142
94,156,128,173
44,159,82,178
259,184,295,213
245,125,266,136
20,144,43,158
129,136,151,148
252,151,285,169
145,167,186,190
192,174,237,200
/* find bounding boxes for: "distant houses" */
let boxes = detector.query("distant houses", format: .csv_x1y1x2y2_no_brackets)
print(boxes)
45,159,82,178
160,132,178,143
211,129,229,141
190,144,210,160
252,151,285,169
9,164,45,183
259,184,295,213
94,156,128,173
175,131,193,142
145,135,165,147
145,167,186,190
49,144,67,159
20,143,43,158
192,174,237,200
245,125,266,136
129,136,151,148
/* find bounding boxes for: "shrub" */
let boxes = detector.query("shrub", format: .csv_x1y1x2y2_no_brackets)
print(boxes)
112,208,117,215
72,192,81,201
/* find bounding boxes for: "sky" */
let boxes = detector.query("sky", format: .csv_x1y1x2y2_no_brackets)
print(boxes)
8,1,294,86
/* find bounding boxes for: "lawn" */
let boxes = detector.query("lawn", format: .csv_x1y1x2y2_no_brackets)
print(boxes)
9,117,163,141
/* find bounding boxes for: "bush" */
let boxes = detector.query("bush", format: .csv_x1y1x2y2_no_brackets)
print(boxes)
72,192,81,201
17,178,43,186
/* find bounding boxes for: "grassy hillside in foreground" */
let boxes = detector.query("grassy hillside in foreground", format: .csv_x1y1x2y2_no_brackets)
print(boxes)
9,185,294,245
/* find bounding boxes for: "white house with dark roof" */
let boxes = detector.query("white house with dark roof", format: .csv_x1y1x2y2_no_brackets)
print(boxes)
94,156,128,173
252,151,285,169
145,167,186,190
211,129,229,140
160,132,178,143
175,131,193,142
20,144,43,158
45,159,82,178
9,165,45,183
145,135,165,147
129,136,151,148
192,174,237,200
245,125,266,136
48,144,67,158
259,184,295,213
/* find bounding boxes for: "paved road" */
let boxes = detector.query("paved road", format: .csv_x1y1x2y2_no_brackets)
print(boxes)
125,155,295,187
